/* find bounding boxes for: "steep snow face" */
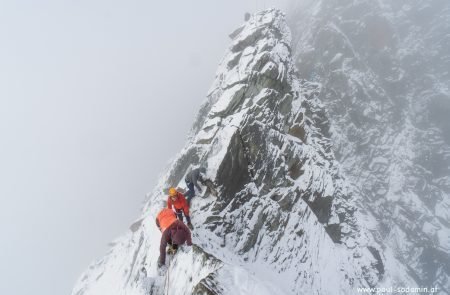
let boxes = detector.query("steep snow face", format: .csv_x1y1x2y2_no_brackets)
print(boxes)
73,9,382,295
289,0,450,291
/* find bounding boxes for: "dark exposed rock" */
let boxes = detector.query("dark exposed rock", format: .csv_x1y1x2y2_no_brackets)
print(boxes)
192,273,223,295
211,129,252,211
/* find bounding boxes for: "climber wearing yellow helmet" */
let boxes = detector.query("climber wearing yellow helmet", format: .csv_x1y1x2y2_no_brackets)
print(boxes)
167,187,193,230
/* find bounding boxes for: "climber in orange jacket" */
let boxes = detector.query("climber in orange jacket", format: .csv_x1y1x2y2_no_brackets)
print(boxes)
155,208,192,267
167,187,193,230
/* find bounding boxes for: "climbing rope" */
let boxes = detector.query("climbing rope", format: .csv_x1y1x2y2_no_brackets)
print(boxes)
164,254,171,295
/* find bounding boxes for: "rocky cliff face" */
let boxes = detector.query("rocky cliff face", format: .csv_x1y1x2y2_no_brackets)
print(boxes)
73,9,384,295
289,0,450,292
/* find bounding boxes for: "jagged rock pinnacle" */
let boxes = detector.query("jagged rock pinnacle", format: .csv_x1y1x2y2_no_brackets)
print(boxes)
72,9,383,295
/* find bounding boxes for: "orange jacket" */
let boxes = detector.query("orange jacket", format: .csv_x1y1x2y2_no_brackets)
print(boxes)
155,208,177,232
167,192,189,217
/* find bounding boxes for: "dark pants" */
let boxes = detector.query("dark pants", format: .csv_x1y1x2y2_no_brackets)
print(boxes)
175,209,184,222
185,180,195,204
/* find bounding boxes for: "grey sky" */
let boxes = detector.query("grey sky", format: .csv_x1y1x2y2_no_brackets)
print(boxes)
0,1,288,294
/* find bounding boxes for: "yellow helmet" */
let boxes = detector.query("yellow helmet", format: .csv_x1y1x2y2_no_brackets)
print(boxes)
169,187,177,197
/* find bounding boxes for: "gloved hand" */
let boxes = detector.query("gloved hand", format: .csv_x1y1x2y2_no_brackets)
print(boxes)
167,244,177,255
187,222,194,230
157,258,164,268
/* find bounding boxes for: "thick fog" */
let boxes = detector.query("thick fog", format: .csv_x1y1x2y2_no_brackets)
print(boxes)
0,1,288,295
288,0,450,289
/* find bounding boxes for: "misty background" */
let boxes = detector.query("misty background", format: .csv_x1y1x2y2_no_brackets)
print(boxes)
0,1,288,295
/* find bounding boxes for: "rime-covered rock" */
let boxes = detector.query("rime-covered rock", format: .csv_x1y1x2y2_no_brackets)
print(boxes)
289,0,450,292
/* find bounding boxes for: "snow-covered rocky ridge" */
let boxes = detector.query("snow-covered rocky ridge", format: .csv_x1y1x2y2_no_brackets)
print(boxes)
289,0,450,292
72,9,383,295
